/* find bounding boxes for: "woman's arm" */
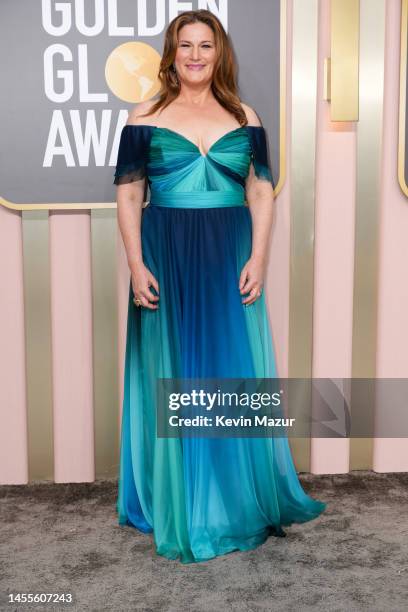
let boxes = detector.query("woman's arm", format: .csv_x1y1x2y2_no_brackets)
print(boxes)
240,168,274,306
117,178,144,270
246,163,275,261
116,103,159,310
239,104,275,306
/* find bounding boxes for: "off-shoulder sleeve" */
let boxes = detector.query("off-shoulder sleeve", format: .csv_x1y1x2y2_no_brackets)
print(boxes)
113,125,151,185
247,126,275,188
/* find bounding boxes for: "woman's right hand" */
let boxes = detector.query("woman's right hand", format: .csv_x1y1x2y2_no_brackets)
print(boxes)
131,263,160,310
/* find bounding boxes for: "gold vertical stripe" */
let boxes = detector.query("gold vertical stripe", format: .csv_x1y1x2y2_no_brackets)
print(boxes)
289,0,319,471
331,0,360,121
351,0,385,469
91,209,119,477
22,211,53,480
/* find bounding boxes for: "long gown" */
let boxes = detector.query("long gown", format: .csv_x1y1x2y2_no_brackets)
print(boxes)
113,121,327,564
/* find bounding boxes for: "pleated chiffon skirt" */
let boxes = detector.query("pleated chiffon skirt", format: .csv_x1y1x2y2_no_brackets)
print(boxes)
117,204,326,563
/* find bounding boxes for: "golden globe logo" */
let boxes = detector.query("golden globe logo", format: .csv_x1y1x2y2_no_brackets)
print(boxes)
105,42,161,103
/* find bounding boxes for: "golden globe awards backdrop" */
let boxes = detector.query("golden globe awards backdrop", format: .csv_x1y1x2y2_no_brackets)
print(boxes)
0,0,284,210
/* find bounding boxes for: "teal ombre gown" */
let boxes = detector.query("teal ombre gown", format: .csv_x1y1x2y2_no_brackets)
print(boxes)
113,122,326,563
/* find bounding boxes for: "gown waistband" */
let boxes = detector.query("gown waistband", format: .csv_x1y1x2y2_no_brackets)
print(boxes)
148,189,246,208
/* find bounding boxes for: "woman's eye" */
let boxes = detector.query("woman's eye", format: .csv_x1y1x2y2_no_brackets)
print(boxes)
179,43,212,48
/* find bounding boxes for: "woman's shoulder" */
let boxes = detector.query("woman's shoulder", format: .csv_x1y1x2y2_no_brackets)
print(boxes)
126,99,158,127
240,102,263,128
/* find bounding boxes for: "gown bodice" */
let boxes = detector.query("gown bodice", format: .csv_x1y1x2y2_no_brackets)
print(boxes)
113,123,274,208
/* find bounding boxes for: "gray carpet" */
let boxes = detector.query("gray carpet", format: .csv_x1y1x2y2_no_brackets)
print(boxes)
1,471,407,612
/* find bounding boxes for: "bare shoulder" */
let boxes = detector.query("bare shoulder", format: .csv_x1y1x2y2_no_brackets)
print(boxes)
240,102,262,127
126,99,157,126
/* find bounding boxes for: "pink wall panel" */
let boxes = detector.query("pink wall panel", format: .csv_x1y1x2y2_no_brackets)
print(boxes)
0,207,28,484
373,0,408,471
310,0,354,474
49,212,95,482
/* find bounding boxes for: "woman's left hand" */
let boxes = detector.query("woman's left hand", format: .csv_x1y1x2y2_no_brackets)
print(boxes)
239,255,266,306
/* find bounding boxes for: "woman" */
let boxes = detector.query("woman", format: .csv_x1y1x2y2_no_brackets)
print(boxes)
114,9,326,564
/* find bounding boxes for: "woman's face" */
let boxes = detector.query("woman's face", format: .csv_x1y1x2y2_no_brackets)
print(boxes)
174,22,217,87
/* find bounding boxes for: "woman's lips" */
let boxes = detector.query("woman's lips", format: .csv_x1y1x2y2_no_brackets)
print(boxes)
186,65,205,70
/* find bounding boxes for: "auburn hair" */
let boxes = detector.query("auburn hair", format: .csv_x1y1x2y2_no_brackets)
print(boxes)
138,9,247,126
